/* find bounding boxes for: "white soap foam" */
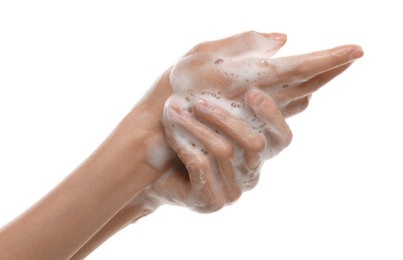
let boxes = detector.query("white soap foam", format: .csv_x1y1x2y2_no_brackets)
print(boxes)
147,33,289,189
146,135,175,171
162,35,290,187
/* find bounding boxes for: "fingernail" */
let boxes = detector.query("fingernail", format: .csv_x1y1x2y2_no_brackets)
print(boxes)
196,99,211,113
198,99,208,107
272,33,287,42
336,45,364,59
249,90,264,106
351,45,364,59
168,105,185,116
260,32,287,42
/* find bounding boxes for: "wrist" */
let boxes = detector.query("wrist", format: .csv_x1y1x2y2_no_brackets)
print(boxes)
125,187,163,216
118,69,175,174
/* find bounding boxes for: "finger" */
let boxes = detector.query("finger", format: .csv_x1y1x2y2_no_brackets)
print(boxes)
188,31,287,58
245,89,293,155
256,45,363,86
163,101,240,204
193,99,265,170
163,109,227,212
163,104,216,192
282,96,310,118
274,62,352,105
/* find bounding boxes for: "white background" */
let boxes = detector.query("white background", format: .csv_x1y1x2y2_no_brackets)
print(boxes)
1,1,402,259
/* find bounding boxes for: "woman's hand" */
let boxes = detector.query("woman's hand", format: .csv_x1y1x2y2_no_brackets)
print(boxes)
139,89,291,213
168,31,363,118
71,32,363,258
128,31,363,212
135,31,362,176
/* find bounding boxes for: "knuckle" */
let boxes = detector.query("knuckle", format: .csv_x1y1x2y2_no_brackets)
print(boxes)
216,140,234,159
249,135,266,152
188,157,209,173
283,97,310,117
226,189,242,204
195,197,225,213
209,137,234,160
273,127,293,149
300,96,310,110
208,198,225,212
282,127,293,147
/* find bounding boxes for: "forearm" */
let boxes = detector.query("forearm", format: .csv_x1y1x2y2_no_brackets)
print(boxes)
0,93,168,259
71,189,161,259
71,208,147,260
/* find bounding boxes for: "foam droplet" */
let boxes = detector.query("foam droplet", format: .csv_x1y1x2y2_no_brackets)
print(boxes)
260,60,269,67
214,58,224,65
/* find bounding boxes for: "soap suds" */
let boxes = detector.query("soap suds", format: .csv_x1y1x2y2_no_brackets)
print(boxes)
146,135,175,171
166,34,286,155
147,33,287,187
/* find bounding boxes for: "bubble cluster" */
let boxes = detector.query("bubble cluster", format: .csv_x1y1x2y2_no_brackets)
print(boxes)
200,89,222,100
230,102,242,108
190,142,209,156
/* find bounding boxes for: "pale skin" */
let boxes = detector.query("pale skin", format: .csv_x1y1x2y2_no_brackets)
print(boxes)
0,31,363,259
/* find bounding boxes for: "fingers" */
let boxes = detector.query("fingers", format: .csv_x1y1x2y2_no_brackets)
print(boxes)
245,89,293,156
163,112,226,212
193,99,265,170
274,62,352,106
188,31,287,58
163,104,217,190
163,99,240,208
256,45,363,86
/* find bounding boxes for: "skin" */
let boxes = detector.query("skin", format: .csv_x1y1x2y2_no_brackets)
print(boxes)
74,32,363,258
0,31,363,259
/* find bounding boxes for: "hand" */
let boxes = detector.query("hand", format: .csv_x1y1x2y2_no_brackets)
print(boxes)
135,31,362,176
128,31,363,212
69,33,363,258
109,30,364,217
169,31,363,118
139,89,292,213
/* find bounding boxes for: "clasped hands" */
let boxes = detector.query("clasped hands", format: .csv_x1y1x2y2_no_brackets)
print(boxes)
130,31,363,215
0,31,363,260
